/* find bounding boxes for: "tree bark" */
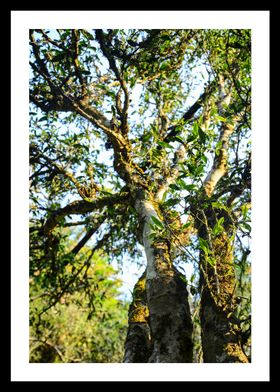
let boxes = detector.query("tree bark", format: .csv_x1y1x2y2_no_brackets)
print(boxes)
123,271,151,363
197,208,249,363
133,197,193,363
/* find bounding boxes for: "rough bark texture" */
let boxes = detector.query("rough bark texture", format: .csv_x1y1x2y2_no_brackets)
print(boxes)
132,196,193,363
147,257,193,363
123,271,151,363
200,289,248,363
197,209,248,363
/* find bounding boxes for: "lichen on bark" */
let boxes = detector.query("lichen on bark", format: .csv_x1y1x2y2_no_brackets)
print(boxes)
197,208,249,363
123,271,151,363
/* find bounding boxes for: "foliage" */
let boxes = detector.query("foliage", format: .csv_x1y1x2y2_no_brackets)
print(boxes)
30,250,128,363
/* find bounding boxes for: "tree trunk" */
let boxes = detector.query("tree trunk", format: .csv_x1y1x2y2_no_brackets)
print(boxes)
123,271,151,363
131,197,193,363
197,208,249,363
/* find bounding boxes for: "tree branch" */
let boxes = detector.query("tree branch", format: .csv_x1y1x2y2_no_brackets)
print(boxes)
30,143,100,200
43,192,130,235
155,144,187,201
163,80,217,143
203,117,239,197
68,214,107,256
95,30,130,135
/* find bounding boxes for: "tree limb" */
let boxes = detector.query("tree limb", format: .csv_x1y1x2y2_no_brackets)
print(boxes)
43,192,130,235
95,30,130,135
68,214,107,256
155,144,187,201
203,121,235,197
163,80,217,143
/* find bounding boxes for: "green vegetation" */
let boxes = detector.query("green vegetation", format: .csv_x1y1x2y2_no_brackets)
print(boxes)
30,248,128,363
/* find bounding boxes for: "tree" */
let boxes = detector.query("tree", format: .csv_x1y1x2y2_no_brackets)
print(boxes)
30,249,128,363
29,29,251,363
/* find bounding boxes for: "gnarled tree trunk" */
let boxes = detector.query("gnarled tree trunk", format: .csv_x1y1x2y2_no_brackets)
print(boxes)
197,208,249,363
124,196,193,363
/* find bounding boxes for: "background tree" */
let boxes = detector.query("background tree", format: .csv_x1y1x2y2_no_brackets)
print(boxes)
30,247,128,363
29,28,251,363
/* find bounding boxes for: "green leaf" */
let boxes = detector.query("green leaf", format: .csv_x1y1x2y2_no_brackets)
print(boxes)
81,70,91,75
207,257,216,267
195,164,205,176
216,115,227,122
193,122,199,133
201,154,208,164
183,184,197,191
38,116,48,122
182,221,192,230
198,127,207,144
159,62,168,70
161,191,168,202
198,237,209,255
164,198,180,207
169,184,180,191
215,140,223,155
150,216,165,229
141,132,151,143
173,136,185,144
187,163,196,175
158,141,174,149
211,201,228,211
176,178,190,190
161,34,171,42
179,274,187,284
212,220,223,236
240,222,251,232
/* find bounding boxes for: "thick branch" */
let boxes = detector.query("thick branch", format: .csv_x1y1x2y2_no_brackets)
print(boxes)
155,144,186,201
203,76,237,197
43,193,130,235
203,122,235,197
123,270,151,363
